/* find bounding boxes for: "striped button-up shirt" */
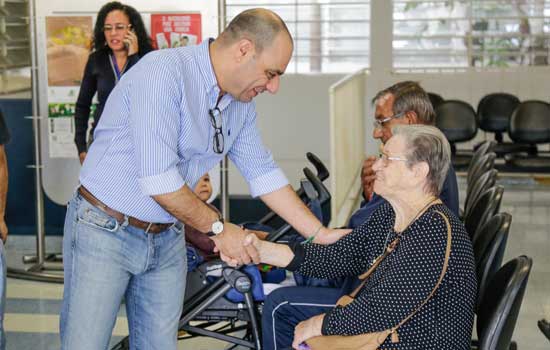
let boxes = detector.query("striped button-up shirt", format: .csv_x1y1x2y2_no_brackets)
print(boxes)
80,39,288,223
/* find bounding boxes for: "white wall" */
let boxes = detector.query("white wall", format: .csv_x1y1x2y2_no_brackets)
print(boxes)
227,74,344,194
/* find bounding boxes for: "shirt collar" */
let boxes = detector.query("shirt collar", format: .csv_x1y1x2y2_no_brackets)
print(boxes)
195,38,236,110
196,38,222,96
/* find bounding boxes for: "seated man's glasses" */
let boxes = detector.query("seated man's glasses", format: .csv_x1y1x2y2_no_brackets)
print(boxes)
372,111,406,129
209,107,224,154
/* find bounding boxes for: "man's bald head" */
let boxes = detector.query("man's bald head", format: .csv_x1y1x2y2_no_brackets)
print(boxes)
219,8,293,53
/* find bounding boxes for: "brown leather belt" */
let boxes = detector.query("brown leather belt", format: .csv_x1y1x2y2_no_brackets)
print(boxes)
78,186,173,234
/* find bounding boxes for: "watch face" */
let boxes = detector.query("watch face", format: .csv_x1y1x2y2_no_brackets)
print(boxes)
212,221,224,234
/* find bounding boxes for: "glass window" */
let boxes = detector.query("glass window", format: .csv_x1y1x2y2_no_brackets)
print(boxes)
393,0,550,70
225,0,370,73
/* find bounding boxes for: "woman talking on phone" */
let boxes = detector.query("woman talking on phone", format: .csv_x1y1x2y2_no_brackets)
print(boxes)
74,1,153,164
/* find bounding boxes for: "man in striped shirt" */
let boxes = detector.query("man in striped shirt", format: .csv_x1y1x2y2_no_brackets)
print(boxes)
60,8,349,350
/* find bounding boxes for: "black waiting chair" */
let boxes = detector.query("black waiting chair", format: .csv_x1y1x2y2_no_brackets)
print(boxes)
538,319,550,342
464,169,498,220
476,93,536,157
472,213,511,311
467,152,496,187
427,92,444,110
435,100,478,170
472,256,532,350
464,186,504,242
460,149,496,219
466,140,497,184
505,100,550,172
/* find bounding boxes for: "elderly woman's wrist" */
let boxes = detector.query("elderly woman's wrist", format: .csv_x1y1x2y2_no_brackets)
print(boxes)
285,241,305,270
313,314,326,336
320,312,331,335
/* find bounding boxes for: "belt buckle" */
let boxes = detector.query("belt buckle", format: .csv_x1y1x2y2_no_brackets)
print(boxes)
145,222,154,234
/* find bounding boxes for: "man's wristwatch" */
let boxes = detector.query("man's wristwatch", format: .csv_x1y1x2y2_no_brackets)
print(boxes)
211,214,224,235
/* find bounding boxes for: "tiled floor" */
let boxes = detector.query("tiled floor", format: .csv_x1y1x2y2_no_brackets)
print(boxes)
3,175,550,349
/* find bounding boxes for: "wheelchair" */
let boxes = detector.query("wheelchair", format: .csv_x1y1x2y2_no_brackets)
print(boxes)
111,153,332,350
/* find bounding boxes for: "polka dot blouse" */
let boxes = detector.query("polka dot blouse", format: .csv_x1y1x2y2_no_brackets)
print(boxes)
286,203,477,349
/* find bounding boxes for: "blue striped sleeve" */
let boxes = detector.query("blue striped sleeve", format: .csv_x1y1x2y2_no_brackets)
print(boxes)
228,105,288,197
128,52,186,196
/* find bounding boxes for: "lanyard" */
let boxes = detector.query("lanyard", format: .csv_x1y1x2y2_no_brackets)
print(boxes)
109,54,127,83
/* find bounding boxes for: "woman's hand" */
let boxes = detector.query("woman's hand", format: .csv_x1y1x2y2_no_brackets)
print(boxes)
292,314,325,349
243,232,295,266
243,232,263,264
124,29,139,56
79,152,87,165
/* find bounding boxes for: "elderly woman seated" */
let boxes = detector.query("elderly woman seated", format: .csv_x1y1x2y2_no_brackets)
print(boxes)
244,124,476,350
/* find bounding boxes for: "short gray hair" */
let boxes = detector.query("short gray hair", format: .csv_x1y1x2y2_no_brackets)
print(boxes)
372,81,435,125
220,8,292,53
392,124,451,196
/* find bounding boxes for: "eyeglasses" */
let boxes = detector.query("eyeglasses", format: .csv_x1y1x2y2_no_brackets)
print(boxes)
377,152,408,167
208,107,224,154
372,111,406,130
103,24,131,32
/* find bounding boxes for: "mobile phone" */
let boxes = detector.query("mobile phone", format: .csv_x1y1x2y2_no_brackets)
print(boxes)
124,25,134,49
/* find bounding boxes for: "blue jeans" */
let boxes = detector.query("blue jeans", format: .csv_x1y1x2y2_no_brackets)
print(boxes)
262,286,340,350
0,240,6,350
60,193,187,350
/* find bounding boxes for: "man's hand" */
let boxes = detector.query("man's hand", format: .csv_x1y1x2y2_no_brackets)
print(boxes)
361,156,377,200
248,229,269,241
314,227,352,245
0,218,8,243
211,222,252,266
292,314,325,349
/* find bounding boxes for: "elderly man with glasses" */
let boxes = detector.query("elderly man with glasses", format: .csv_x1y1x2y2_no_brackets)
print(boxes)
347,80,459,228
261,81,460,350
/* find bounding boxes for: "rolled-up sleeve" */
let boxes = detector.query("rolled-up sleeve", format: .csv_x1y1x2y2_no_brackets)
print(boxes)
228,104,288,197
127,53,186,196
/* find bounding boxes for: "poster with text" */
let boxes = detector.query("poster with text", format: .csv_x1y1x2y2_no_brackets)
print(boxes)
151,13,202,49
46,16,93,86
47,102,96,158
48,103,77,158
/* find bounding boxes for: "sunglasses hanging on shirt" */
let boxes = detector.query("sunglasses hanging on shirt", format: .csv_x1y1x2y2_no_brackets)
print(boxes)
208,107,224,154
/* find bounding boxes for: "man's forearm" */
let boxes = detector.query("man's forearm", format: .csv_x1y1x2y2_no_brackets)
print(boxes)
260,185,322,238
153,184,218,233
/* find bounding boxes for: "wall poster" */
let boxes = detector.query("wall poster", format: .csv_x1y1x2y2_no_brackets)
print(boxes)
151,13,202,49
45,16,93,158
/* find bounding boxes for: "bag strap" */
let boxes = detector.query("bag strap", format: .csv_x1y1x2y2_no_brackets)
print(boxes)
349,199,443,299
348,236,399,298
393,209,452,332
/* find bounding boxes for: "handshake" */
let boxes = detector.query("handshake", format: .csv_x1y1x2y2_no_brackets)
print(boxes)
209,222,269,266
210,221,351,267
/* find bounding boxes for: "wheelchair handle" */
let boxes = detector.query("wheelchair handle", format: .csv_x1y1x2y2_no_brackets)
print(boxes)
303,167,331,204
259,153,329,226
306,152,329,181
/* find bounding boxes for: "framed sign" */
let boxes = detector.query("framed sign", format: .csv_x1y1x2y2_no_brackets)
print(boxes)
151,13,202,49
